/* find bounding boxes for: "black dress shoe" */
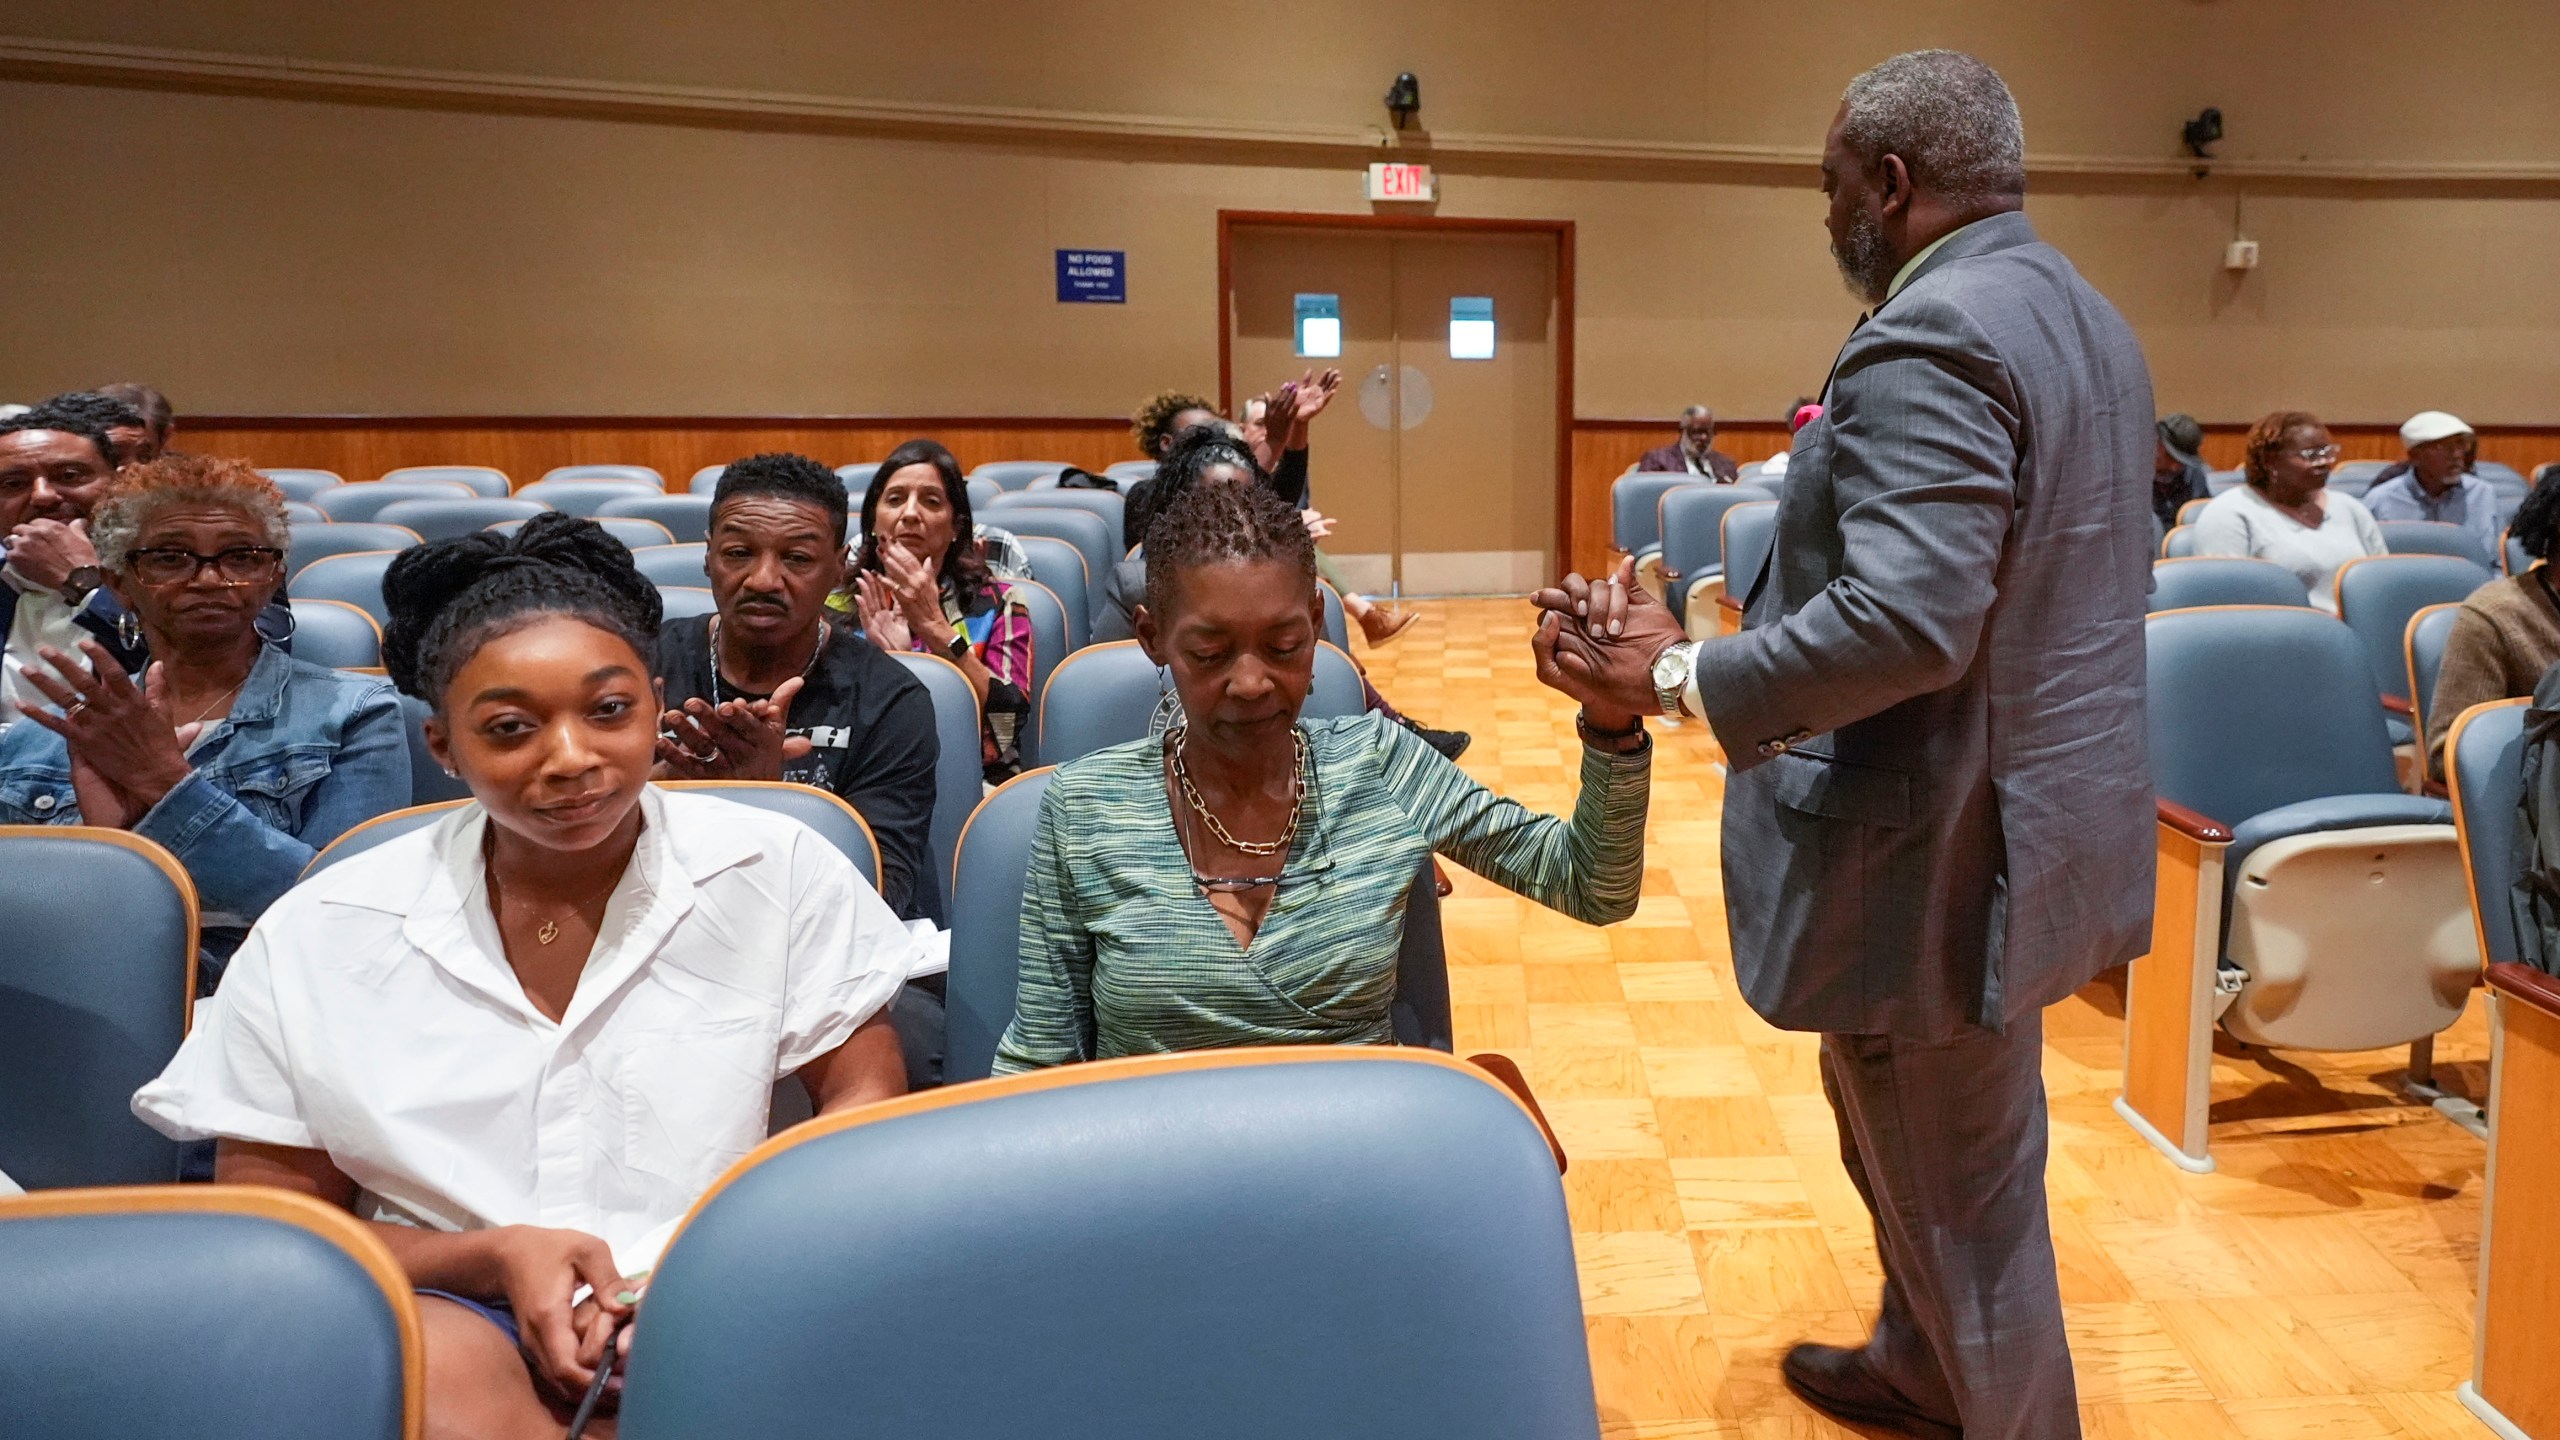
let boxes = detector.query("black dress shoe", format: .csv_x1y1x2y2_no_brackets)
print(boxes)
1781,1344,1963,1440
1394,713,1472,760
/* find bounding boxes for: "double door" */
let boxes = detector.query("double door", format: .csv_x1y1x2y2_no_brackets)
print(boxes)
1226,225,1560,596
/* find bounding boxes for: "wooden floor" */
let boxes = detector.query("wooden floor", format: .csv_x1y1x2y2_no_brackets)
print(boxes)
1360,598,2494,1440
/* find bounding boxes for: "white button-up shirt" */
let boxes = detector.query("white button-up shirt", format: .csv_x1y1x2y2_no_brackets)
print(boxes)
135,786,917,1272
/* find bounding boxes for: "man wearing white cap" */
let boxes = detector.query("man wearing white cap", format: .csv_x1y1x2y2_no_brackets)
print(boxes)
2364,410,2499,564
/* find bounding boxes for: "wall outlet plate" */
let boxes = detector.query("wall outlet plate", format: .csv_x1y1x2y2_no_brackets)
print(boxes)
2224,239,2261,271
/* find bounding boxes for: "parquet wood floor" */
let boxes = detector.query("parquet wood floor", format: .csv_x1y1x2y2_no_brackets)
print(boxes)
1359,598,2492,1439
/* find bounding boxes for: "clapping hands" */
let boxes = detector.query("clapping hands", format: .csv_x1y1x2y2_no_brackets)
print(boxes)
656,675,812,780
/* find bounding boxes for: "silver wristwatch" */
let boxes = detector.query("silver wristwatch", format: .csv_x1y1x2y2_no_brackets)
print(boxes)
1649,641,1697,719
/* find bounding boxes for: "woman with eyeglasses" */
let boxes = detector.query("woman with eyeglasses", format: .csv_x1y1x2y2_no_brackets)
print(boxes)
0,453,408,985
991,479,1651,1073
2191,411,2385,613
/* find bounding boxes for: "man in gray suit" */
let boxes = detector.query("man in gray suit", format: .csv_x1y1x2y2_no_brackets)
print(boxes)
1534,50,2154,1440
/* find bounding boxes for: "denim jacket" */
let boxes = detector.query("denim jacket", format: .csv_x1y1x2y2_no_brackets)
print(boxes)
0,643,410,934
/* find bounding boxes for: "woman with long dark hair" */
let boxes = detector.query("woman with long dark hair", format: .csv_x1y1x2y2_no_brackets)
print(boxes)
846,438,1034,782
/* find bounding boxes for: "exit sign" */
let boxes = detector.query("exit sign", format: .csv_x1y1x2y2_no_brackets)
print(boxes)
1366,162,1436,202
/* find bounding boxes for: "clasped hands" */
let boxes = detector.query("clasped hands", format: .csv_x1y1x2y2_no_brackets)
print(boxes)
1528,555,1691,721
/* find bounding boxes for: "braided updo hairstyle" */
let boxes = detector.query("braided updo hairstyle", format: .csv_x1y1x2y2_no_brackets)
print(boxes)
1130,424,1267,555
381,512,662,708
1141,468,1317,621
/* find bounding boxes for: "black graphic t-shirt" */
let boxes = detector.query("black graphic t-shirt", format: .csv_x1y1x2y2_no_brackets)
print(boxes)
654,615,943,924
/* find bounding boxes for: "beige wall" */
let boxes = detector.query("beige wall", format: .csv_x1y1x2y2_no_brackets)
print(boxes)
4,0,2559,422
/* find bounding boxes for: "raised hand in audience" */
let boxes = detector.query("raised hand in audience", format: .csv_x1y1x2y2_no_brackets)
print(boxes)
1300,509,1337,542
18,641,193,828
1288,367,1343,442
1527,556,1686,717
655,675,810,780
1251,382,1301,473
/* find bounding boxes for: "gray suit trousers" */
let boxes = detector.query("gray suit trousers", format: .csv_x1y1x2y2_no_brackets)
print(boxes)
1820,1011,2079,1439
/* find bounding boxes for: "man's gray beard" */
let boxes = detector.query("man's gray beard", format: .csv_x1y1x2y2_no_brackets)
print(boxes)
1832,207,1895,306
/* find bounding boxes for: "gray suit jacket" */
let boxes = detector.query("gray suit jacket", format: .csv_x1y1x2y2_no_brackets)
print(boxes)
1694,212,2156,1040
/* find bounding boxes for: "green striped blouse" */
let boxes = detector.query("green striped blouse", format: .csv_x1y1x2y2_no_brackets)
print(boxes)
990,710,1651,1071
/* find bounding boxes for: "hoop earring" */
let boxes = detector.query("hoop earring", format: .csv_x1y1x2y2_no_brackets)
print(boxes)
115,609,144,651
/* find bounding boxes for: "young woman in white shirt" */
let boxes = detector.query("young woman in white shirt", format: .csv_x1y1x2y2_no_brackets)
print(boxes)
136,514,917,1439
2191,411,2386,612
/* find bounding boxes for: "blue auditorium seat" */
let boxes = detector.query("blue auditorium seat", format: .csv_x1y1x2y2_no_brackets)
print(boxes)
537,463,663,488
1015,536,1091,655
0,1187,415,1439
257,467,342,501
2124,605,2480,1170
380,464,511,498
285,522,417,584
307,783,879,887
986,488,1125,556
2447,699,2530,967
0,829,195,1188
1034,640,1365,767
515,477,661,515
311,479,471,523
293,550,401,628
372,496,548,542
598,492,716,543
972,460,1071,491
2146,557,2312,612
616,1050,1597,1440
1658,484,1776,627
1610,471,1694,558
887,652,985,918
287,598,383,670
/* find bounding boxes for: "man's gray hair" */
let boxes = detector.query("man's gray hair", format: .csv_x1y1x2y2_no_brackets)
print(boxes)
1681,405,1715,423
1839,50,2026,207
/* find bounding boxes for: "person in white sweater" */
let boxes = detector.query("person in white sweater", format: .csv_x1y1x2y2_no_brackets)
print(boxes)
2191,410,2384,612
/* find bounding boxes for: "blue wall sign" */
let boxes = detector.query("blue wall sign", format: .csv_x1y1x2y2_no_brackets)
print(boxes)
1055,249,1126,303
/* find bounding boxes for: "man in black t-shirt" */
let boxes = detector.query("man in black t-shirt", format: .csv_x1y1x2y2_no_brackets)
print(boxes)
651,452,943,927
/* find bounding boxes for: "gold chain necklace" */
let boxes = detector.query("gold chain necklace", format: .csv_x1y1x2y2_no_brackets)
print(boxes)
171,675,248,729
1168,724,1308,857
486,857,625,945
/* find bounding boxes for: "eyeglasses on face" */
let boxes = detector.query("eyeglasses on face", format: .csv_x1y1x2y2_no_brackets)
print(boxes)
2285,445,2342,465
124,545,285,586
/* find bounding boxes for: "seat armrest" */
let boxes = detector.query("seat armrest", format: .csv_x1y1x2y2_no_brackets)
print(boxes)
1716,591,1745,614
1466,1053,1566,1175
2157,797,2232,844
2489,961,2560,1019
2382,693,2414,717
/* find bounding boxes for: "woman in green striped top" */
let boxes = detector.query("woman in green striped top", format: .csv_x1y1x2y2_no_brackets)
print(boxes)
992,474,1652,1072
